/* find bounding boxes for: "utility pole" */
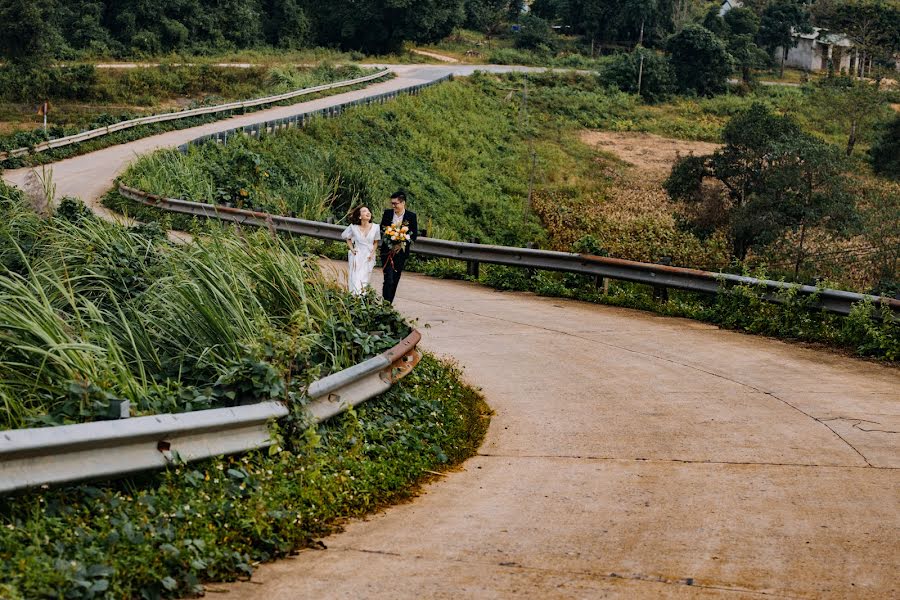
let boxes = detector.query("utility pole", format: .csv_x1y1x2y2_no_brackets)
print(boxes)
637,51,645,95
527,148,537,210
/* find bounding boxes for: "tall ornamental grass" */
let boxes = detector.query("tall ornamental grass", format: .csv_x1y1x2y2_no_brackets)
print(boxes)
0,186,409,430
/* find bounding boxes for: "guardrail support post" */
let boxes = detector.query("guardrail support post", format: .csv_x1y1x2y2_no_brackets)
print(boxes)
467,238,480,279
525,242,538,280
653,256,672,302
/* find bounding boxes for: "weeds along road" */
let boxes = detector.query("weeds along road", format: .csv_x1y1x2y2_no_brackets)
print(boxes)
3,65,898,598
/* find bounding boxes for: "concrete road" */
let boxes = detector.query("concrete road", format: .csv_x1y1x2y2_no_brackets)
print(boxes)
217,266,898,599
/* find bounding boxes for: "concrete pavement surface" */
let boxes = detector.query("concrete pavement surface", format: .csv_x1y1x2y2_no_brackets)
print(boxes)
216,266,899,599
2,64,896,598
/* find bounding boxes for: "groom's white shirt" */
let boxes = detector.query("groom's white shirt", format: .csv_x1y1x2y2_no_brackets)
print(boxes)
391,211,405,225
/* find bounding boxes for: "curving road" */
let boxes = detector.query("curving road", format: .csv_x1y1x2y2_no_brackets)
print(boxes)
212,266,898,599
2,65,897,598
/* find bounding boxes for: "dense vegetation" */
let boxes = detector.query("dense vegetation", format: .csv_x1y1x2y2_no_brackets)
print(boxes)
0,181,416,429
0,0,523,59
0,351,488,599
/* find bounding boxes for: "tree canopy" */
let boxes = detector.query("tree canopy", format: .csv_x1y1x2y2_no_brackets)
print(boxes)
665,104,855,260
0,0,517,58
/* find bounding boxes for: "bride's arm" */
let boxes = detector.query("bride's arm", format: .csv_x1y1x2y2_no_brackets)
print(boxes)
341,225,356,254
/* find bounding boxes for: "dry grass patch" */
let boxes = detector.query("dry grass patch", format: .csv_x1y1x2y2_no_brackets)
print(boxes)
579,130,720,181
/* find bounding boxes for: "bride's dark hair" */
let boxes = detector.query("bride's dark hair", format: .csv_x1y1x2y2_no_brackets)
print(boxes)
349,206,368,225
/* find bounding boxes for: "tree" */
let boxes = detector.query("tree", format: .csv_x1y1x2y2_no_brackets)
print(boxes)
665,103,854,261
305,0,466,54
601,47,675,102
870,114,900,180
464,0,513,39
816,0,900,78
264,0,311,49
814,77,887,156
0,0,59,64
666,25,733,96
514,14,556,51
757,137,854,277
723,8,769,84
757,0,811,77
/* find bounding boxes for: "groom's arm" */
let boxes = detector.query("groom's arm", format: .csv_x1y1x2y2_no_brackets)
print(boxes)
409,213,419,243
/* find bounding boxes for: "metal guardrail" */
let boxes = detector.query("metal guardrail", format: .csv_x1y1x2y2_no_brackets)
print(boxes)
118,184,900,319
173,74,453,152
0,69,391,161
0,330,421,494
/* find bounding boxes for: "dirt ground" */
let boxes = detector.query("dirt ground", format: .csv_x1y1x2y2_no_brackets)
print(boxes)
579,130,720,181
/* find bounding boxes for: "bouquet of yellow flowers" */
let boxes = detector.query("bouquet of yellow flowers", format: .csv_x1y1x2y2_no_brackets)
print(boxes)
383,222,411,253
382,221,412,271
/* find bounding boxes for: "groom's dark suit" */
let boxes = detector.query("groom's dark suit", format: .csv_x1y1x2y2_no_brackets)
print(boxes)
379,209,418,303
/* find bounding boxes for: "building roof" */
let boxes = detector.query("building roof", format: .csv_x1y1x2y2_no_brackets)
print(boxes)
718,0,743,16
794,27,853,47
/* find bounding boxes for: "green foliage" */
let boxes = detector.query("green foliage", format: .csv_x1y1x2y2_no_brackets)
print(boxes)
666,25,733,96
870,113,900,180
122,75,553,245
757,0,811,72
532,0,677,48
600,48,675,102
815,0,900,68
666,103,856,260
311,0,466,53
811,76,894,157
0,353,489,598
514,14,557,51
0,190,413,430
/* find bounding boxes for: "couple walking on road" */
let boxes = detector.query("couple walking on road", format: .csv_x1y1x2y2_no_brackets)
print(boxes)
340,190,419,302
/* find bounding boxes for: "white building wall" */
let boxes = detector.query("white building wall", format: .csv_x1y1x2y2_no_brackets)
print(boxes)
777,39,854,72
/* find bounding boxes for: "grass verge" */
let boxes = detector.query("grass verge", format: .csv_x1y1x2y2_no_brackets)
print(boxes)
0,353,490,599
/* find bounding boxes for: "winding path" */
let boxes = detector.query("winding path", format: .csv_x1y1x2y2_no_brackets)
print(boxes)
2,65,897,598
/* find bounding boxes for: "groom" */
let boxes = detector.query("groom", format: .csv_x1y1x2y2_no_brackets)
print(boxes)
380,190,418,303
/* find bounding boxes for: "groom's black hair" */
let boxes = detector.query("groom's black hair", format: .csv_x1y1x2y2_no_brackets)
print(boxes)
390,190,407,203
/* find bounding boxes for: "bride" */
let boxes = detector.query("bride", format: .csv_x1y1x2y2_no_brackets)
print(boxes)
341,206,380,295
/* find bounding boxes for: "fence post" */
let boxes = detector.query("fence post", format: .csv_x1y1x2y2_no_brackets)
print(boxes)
525,242,537,280
653,256,672,302
466,238,480,279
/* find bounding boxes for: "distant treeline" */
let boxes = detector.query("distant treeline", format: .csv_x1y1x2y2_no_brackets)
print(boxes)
0,0,522,58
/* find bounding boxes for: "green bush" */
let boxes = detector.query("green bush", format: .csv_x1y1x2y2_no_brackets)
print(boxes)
514,15,557,52
600,48,675,103
870,114,900,181
666,25,733,97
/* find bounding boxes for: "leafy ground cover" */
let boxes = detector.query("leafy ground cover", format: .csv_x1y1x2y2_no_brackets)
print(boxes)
0,352,489,599
0,181,412,430
0,64,379,169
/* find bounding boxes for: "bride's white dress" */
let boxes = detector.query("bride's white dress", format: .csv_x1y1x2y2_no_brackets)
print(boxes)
341,223,379,295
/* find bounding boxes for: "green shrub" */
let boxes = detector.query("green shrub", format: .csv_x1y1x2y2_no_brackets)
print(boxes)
600,48,675,103
666,25,733,97
870,114,900,180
